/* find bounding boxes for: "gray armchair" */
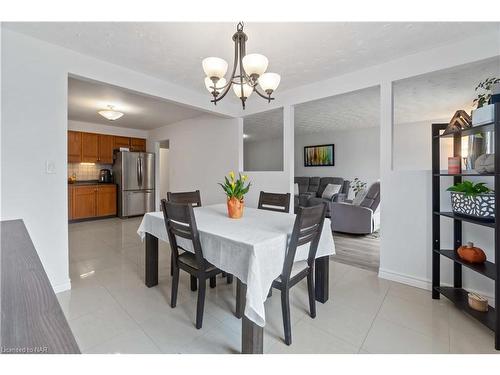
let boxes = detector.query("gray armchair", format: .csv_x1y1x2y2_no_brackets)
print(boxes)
330,181,380,234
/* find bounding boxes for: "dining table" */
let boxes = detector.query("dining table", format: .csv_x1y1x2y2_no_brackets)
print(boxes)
137,203,335,354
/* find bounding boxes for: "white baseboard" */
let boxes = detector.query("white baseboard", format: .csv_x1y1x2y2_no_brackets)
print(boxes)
378,268,495,306
378,268,431,290
53,280,71,294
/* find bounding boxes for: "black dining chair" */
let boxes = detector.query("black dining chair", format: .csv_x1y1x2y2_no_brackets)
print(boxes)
167,190,202,207
257,191,291,213
166,190,232,286
161,199,224,329
271,202,327,345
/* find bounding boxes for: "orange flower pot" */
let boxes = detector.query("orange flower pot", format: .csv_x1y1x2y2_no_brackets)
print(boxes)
227,197,244,219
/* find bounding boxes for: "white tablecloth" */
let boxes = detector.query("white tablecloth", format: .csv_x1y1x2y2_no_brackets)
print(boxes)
137,204,335,327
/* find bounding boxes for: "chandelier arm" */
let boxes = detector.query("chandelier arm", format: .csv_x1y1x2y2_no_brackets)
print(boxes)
211,33,240,103
254,87,274,102
238,33,245,106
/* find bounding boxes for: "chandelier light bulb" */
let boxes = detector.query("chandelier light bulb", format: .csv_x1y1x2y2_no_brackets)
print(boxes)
204,77,227,94
98,105,124,121
202,57,228,80
232,82,254,99
258,72,281,94
242,53,268,77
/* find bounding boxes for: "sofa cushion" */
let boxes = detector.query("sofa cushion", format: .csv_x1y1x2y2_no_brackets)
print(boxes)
318,177,344,197
294,177,310,195
322,183,342,199
308,177,320,194
352,189,367,205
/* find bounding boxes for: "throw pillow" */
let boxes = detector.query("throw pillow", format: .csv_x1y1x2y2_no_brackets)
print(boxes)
321,184,341,199
294,183,299,195
352,189,367,205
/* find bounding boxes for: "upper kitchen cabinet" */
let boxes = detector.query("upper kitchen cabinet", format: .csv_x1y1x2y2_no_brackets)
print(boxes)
130,138,147,152
98,134,114,164
114,136,130,150
68,131,82,163
81,132,99,163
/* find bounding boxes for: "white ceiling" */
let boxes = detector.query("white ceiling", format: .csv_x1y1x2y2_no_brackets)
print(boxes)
394,56,500,124
244,56,500,140
5,22,499,97
68,77,206,129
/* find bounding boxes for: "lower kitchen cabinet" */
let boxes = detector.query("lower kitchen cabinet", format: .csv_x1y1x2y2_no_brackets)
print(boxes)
97,185,117,217
69,184,117,220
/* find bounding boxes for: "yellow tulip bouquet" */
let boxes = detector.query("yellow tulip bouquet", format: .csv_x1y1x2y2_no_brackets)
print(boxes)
219,171,251,219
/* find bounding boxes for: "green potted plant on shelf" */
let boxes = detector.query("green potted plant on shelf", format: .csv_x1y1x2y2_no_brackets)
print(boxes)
219,171,251,219
472,77,500,126
447,180,495,220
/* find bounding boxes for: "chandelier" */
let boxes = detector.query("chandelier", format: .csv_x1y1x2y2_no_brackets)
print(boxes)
202,22,281,110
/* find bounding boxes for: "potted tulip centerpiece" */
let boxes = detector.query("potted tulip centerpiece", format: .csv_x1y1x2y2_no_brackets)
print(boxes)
219,171,251,219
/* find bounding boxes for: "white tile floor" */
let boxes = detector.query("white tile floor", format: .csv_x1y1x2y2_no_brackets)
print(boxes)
59,217,498,354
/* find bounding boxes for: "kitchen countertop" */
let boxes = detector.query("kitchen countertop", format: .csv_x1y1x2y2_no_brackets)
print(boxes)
68,180,116,186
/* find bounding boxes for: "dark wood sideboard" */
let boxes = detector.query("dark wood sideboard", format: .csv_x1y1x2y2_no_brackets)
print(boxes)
1,220,80,354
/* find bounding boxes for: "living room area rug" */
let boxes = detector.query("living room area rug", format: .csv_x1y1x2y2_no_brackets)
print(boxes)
331,231,380,272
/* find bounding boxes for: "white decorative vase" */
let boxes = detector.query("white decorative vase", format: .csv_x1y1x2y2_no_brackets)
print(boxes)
472,104,494,126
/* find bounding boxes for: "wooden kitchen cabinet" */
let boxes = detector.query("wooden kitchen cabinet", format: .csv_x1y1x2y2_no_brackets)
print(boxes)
72,186,97,219
68,185,74,220
130,138,147,152
98,134,114,164
97,185,117,217
68,131,82,163
114,136,130,150
81,132,99,163
69,184,117,221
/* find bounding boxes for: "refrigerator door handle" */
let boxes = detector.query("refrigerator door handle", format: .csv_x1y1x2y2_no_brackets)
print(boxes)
136,156,141,187
139,156,143,187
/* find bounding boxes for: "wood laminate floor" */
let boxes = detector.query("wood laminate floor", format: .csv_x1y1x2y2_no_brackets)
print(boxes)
332,231,380,272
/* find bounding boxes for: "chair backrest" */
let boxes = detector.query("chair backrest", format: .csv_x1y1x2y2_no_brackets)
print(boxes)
160,199,205,269
167,190,202,207
281,203,327,281
258,191,291,213
359,181,380,211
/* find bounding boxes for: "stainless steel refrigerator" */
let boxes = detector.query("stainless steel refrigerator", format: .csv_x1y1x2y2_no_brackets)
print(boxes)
113,151,155,218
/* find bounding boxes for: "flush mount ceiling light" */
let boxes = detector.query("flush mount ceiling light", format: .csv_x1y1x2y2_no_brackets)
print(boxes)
202,22,281,110
98,105,124,121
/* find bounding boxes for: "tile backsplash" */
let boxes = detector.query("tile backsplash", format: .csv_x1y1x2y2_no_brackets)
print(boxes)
68,163,112,180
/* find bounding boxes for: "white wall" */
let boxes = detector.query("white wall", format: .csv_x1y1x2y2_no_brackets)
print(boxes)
244,137,284,172
394,119,452,171
237,29,500,300
68,119,148,139
158,148,169,205
0,28,236,293
149,115,240,207
294,127,380,195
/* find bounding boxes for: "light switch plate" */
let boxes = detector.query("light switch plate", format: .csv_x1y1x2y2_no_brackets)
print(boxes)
46,160,56,174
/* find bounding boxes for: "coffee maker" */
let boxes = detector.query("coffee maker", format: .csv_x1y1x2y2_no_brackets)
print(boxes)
99,169,112,183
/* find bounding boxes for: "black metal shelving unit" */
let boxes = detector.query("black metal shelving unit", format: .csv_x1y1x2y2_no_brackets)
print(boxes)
432,103,500,350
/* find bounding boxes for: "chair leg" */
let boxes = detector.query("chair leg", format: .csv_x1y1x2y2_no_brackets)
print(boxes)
196,278,207,329
190,275,197,291
307,270,316,318
281,288,292,345
210,276,216,288
227,274,233,284
171,266,179,308
170,253,173,276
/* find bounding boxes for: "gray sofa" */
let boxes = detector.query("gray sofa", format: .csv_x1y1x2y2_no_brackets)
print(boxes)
294,176,350,217
330,181,380,234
